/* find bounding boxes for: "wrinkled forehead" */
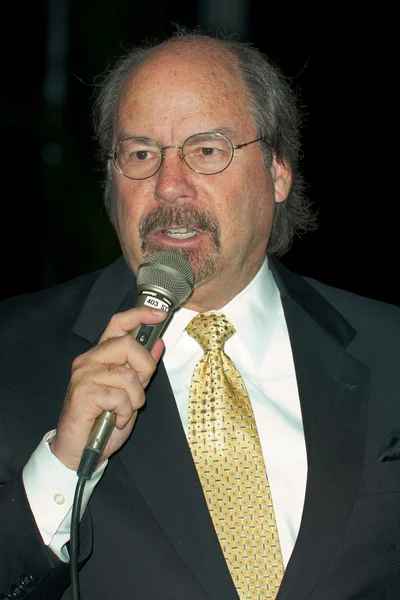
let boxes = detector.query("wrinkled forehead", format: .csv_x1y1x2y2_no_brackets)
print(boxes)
115,40,254,134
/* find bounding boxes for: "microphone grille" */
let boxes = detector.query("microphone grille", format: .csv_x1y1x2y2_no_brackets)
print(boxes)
136,251,194,305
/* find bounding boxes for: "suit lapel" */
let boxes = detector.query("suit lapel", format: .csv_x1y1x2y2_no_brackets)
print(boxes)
271,261,369,599
72,256,370,600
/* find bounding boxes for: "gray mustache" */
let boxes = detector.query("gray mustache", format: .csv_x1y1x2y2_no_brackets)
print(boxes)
139,205,221,247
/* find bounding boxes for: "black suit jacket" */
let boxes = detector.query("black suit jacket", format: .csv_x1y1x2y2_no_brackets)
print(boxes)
1,256,400,599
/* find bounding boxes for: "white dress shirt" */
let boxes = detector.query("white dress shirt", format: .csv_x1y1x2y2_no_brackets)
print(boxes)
23,258,308,567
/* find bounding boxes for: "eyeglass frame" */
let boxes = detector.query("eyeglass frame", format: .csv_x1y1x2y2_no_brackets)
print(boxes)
109,132,264,180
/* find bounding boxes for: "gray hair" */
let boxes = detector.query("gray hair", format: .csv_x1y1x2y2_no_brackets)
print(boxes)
93,29,317,256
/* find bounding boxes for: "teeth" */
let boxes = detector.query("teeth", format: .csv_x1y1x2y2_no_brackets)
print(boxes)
163,228,197,239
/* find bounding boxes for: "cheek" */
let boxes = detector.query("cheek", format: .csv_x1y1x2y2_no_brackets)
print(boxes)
112,180,147,228
110,185,144,255
220,183,274,242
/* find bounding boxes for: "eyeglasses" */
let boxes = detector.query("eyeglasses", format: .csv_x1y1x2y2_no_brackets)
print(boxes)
110,132,262,180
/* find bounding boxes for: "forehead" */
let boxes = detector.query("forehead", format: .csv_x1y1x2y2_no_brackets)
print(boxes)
115,41,256,139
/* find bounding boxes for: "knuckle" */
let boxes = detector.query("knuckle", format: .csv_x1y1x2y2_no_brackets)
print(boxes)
116,364,141,389
108,312,121,327
145,354,157,373
106,362,119,375
133,388,146,410
119,333,134,350
99,384,113,398
67,378,93,404
71,353,85,371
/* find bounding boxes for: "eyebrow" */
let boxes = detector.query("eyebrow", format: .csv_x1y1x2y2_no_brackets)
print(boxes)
116,133,157,145
209,127,237,139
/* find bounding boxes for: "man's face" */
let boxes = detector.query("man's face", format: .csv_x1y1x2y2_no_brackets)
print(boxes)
111,43,291,310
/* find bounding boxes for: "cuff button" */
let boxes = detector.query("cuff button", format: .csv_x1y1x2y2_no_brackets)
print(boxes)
53,493,65,505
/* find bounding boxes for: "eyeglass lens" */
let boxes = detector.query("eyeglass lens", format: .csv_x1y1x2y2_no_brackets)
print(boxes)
114,132,234,179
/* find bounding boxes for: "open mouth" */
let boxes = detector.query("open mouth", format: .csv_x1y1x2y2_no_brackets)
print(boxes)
161,227,198,240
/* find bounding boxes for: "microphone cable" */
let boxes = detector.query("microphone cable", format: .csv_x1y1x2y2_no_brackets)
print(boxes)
71,446,103,600
70,476,86,600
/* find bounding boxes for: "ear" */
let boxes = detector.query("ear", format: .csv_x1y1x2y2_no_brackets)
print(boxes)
270,156,292,204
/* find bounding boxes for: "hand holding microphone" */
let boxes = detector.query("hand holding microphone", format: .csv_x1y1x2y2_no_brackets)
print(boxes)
50,252,194,476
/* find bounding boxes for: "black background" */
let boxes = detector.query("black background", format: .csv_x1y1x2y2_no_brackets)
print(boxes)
1,2,397,305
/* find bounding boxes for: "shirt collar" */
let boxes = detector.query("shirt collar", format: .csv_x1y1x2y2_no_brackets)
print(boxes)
162,257,281,359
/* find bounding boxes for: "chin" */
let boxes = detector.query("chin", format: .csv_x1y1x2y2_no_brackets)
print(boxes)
141,240,219,288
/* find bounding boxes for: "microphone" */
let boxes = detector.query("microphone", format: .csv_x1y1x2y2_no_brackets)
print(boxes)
129,250,194,349
77,251,194,478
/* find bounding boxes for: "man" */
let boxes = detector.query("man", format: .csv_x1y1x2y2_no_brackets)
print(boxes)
1,30,400,600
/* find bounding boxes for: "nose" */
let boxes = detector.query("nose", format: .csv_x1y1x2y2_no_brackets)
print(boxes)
154,146,196,204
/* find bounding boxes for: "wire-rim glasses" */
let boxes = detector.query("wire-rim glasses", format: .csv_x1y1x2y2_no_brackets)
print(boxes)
109,132,263,180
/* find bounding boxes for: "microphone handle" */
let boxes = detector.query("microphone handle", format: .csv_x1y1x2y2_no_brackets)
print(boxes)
77,292,175,479
128,290,173,350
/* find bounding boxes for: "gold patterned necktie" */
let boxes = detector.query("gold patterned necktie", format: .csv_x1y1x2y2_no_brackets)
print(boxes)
186,312,284,600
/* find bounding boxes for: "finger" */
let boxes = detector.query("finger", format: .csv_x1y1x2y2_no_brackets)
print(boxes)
69,361,147,421
150,337,165,364
99,306,167,343
53,381,135,470
73,334,159,386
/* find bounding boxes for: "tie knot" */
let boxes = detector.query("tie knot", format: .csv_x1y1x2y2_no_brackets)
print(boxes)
186,312,236,352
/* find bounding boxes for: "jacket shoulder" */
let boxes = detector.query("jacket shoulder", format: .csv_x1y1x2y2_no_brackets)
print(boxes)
307,276,400,320
0,270,102,335
305,276,400,347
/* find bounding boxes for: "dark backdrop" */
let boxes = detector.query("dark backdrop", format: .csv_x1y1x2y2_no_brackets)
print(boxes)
1,2,397,305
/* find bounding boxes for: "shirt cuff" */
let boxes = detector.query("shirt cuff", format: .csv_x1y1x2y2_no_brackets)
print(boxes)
22,430,107,562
